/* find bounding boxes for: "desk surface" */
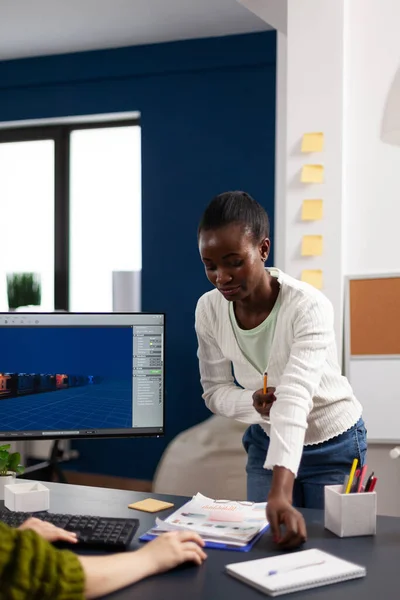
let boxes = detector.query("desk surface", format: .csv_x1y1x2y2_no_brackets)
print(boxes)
9,481,400,599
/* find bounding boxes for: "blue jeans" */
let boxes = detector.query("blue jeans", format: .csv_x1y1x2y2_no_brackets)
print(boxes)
243,418,367,509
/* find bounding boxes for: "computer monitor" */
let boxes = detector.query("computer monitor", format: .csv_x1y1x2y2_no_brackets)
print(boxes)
0,312,164,441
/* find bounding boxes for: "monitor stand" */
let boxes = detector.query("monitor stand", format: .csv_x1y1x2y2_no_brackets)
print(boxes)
21,440,68,484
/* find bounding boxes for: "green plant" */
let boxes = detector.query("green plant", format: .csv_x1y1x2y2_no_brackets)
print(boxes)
7,272,41,309
0,444,25,476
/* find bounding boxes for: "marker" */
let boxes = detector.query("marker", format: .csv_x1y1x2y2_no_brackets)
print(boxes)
263,373,268,395
357,465,368,493
364,471,374,492
368,477,377,492
350,469,361,494
345,458,358,494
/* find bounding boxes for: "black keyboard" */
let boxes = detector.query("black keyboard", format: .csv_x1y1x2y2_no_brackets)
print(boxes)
0,510,139,552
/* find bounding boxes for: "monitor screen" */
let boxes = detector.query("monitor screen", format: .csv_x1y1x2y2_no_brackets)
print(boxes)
0,313,164,441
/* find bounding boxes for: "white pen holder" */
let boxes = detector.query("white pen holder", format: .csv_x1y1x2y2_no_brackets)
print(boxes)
324,484,377,537
4,482,50,512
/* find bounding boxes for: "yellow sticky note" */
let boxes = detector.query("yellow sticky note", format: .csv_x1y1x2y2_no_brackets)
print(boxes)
301,164,324,184
301,235,323,256
301,270,323,289
301,132,324,153
301,199,323,221
128,498,174,513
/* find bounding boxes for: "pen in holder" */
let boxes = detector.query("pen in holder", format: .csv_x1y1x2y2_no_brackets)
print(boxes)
324,485,377,537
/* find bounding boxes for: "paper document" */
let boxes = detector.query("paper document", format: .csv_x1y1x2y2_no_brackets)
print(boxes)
141,493,268,548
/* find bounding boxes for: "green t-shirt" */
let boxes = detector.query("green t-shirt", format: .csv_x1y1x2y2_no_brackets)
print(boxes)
229,293,281,375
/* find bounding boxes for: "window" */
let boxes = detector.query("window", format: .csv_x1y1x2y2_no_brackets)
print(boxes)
0,140,54,310
0,117,141,312
69,126,141,312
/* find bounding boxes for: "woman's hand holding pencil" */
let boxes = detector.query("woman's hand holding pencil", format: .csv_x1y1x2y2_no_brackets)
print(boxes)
253,372,276,417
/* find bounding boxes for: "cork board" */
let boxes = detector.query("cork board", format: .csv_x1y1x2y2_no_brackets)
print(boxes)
349,276,400,355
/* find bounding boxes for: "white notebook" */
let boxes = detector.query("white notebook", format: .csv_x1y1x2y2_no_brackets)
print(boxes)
226,548,366,597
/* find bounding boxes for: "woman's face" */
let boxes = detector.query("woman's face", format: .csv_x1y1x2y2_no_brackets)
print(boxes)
198,223,270,301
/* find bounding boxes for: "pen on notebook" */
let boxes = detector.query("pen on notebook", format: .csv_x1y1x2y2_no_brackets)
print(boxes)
345,458,358,494
267,560,326,576
263,372,268,395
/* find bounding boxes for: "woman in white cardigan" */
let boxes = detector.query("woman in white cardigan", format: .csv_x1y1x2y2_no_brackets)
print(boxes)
195,191,366,549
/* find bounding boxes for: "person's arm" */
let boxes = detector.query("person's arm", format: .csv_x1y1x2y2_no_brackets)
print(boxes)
265,296,334,475
195,300,265,424
0,521,85,600
79,531,207,599
261,297,334,549
3,519,206,600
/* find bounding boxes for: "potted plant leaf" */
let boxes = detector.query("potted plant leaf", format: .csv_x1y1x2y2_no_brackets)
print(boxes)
7,273,41,310
0,444,25,500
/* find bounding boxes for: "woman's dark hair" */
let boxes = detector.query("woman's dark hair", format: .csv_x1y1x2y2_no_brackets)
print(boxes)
198,191,270,242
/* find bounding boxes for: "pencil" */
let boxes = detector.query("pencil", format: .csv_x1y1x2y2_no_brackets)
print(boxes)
263,372,268,395
345,458,358,494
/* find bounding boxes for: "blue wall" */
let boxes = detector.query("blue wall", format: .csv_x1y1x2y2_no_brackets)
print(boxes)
0,32,276,480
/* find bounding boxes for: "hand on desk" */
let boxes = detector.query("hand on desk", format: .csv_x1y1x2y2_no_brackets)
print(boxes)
138,531,207,574
253,387,276,418
267,495,307,550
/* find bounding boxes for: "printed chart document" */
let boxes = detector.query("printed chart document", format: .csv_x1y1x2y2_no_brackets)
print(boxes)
226,548,366,596
140,493,269,551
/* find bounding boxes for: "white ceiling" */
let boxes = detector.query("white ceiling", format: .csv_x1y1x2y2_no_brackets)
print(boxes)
0,0,271,61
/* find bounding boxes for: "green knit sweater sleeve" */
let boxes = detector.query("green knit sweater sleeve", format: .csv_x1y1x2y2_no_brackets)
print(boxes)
0,522,85,600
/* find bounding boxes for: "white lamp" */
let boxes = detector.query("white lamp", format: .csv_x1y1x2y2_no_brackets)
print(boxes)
390,447,400,459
